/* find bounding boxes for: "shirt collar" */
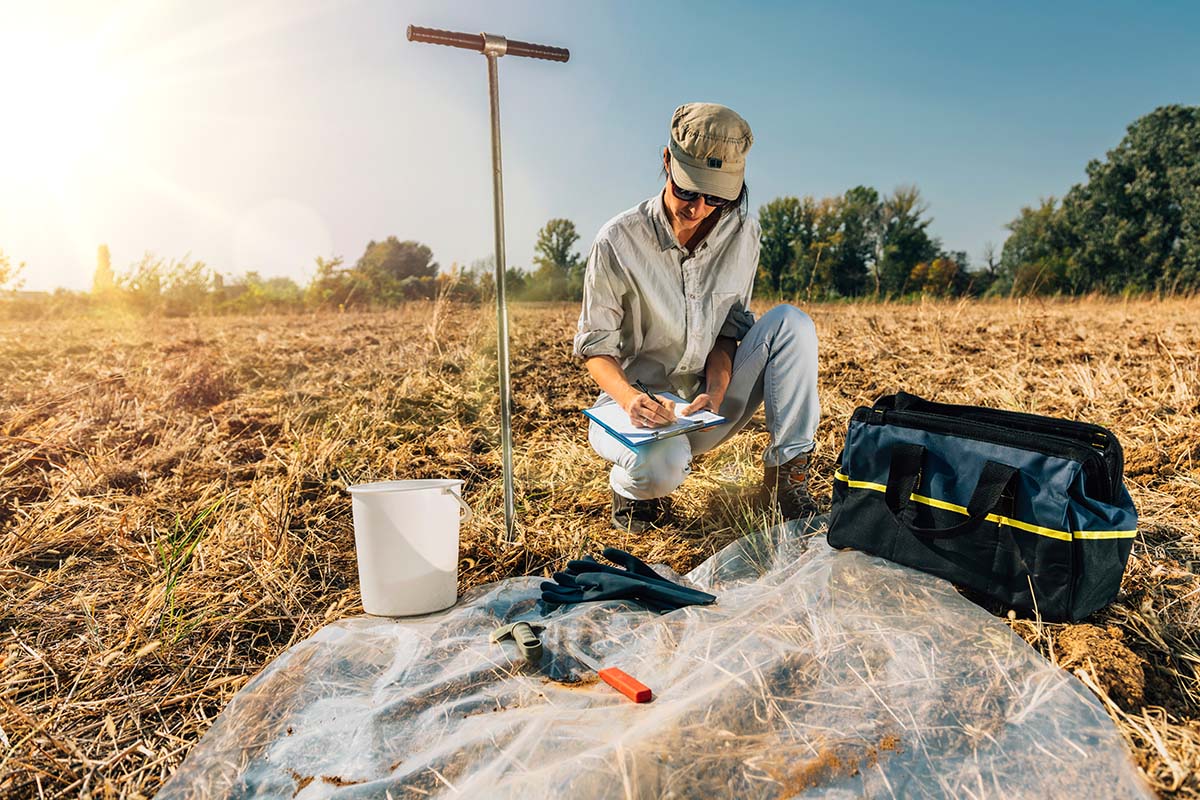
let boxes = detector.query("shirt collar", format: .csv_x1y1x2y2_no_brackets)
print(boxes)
648,191,679,252
646,189,734,255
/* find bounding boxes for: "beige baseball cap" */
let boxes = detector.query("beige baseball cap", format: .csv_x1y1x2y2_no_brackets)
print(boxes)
667,102,753,201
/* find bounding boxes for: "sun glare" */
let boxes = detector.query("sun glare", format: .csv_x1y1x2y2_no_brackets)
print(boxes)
0,3,340,291
0,28,126,188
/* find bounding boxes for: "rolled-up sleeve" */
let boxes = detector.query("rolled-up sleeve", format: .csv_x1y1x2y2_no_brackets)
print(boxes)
572,239,625,360
717,234,759,341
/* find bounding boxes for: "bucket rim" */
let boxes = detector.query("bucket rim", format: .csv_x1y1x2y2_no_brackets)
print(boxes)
347,479,465,495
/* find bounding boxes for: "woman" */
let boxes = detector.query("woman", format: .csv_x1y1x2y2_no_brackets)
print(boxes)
574,103,820,531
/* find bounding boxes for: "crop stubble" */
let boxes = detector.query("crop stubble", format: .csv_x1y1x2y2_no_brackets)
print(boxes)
0,297,1197,797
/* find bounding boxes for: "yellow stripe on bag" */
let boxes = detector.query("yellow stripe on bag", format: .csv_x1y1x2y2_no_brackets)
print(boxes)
833,471,1136,542
1073,529,1139,540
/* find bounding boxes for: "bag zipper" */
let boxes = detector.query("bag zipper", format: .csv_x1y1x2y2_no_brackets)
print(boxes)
877,393,1123,498
854,406,1114,501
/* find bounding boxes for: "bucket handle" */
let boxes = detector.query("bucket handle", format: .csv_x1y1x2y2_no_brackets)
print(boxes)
444,487,474,524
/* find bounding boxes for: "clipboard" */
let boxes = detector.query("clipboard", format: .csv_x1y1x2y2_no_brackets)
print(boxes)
582,392,726,450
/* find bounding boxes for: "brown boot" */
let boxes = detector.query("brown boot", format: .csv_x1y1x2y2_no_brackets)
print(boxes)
763,451,818,519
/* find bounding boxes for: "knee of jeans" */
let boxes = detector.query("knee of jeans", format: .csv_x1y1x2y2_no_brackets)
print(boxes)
765,303,817,345
624,442,691,498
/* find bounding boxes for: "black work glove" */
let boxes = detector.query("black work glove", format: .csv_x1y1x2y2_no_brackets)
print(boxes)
564,548,693,586
540,548,716,613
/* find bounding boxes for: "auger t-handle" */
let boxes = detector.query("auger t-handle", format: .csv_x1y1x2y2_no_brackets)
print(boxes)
406,25,570,62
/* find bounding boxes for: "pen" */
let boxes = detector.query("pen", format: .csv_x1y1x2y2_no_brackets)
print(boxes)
632,380,663,407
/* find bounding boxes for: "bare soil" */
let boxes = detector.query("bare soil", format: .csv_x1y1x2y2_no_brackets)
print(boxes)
1057,624,1148,709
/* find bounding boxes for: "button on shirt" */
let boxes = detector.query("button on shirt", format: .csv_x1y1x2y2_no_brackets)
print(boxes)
573,191,760,401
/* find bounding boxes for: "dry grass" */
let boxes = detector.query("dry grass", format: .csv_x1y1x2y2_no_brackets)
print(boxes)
0,296,1197,798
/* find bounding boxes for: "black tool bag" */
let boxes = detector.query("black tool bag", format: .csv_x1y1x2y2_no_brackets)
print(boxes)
827,392,1137,622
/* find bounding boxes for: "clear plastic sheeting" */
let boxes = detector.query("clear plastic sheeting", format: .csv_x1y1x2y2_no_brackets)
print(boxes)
159,519,1152,799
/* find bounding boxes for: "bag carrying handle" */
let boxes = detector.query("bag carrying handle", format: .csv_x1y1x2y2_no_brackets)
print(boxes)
885,444,1017,538
443,487,474,523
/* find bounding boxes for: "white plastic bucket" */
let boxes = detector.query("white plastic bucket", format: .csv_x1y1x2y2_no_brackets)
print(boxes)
347,479,473,616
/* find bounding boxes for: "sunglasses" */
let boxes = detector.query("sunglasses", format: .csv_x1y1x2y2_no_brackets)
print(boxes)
669,178,733,208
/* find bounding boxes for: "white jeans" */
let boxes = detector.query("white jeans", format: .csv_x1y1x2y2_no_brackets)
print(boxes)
588,304,820,500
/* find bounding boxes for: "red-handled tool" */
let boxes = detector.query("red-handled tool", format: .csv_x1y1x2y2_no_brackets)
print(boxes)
573,651,653,703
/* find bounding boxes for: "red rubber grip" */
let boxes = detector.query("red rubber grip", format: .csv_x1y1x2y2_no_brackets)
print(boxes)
599,667,652,703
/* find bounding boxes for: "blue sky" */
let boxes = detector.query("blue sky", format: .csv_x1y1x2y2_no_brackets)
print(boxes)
2,0,1197,291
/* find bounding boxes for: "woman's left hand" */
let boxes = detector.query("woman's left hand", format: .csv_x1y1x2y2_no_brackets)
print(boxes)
681,392,723,416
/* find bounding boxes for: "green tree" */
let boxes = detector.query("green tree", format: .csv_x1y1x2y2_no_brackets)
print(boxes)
943,250,973,295
909,256,964,296
161,257,213,316
115,254,213,314
305,255,368,309
467,256,526,301
223,272,304,312
1000,106,1200,295
759,189,883,298
527,218,583,300
1060,105,1200,293
119,253,165,313
791,197,844,299
757,197,805,295
832,186,882,296
355,238,438,301
999,199,1071,295
965,242,1001,296
877,186,939,296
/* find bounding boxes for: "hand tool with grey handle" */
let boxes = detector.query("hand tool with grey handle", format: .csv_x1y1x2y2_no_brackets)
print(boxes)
489,622,546,663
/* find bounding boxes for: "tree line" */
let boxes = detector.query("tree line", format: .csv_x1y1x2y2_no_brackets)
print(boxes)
1,105,1192,317
757,105,1197,298
0,222,589,318
757,185,976,299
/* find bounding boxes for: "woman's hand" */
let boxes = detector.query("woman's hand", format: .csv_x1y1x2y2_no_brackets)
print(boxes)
624,392,676,428
681,392,723,416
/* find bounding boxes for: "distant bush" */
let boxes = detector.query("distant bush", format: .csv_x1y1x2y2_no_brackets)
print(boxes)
0,248,25,296
218,272,305,313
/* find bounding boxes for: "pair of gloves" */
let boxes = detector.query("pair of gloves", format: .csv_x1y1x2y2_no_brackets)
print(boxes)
540,547,717,613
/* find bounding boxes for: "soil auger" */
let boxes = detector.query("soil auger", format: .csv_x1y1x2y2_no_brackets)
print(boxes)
407,25,570,543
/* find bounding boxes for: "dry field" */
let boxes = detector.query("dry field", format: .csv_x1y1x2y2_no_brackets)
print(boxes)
1,297,1198,798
